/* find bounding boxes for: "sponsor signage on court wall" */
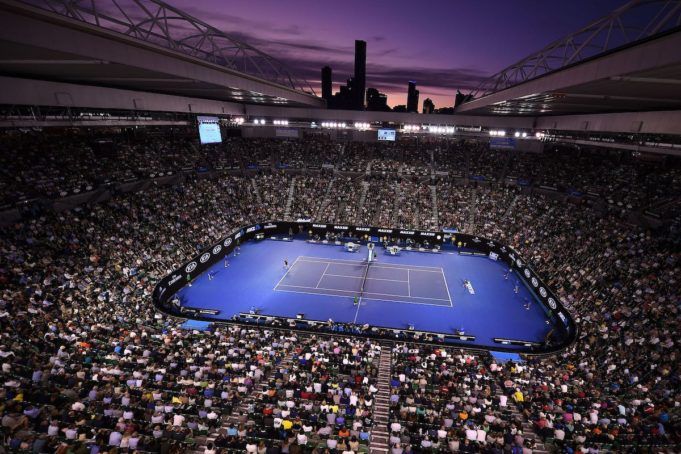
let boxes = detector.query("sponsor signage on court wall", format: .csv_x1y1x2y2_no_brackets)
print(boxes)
558,312,568,326
312,224,327,228
264,223,277,229
246,225,261,233
419,232,436,237
333,225,349,230
198,309,220,315
377,228,393,233
355,227,371,232
399,230,415,235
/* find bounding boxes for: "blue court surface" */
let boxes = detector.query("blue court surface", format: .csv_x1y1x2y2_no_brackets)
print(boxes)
176,239,553,349
275,257,452,307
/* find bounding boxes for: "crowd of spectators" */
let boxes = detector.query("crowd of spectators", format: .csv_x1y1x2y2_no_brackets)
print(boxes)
289,173,333,221
388,344,535,453
0,130,679,453
223,335,380,452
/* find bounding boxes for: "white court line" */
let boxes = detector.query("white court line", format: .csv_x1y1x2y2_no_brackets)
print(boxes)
353,294,362,324
408,267,453,307
315,263,331,289
301,259,440,273
441,269,453,307
272,256,302,291
299,258,442,273
276,283,450,302
274,287,454,308
298,256,442,271
277,256,451,305
323,273,408,283
407,269,411,297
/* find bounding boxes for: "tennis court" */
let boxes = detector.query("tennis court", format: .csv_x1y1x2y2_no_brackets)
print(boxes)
174,238,554,349
274,256,452,306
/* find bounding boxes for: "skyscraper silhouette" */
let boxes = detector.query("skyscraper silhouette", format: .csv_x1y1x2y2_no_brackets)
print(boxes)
423,98,435,114
321,66,332,102
407,81,419,113
354,40,366,110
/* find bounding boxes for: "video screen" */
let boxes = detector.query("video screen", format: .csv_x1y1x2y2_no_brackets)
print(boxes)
197,116,222,144
377,128,396,141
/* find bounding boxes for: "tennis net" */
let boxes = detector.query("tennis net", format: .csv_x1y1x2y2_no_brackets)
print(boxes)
358,260,372,300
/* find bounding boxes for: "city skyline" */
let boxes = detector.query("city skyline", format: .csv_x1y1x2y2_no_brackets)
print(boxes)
173,0,626,107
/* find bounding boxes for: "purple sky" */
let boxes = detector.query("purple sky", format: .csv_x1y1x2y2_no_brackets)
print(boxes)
173,0,625,108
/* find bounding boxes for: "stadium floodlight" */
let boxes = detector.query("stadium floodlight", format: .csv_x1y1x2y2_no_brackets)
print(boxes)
514,132,520,138
522,132,527,138
498,130,506,137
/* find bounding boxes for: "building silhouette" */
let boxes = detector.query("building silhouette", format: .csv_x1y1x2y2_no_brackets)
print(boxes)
331,78,355,110
454,90,474,107
322,40,367,110
353,40,366,110
423,98,434,114
407,81,419,113
366,88,390,111
321,66,332,103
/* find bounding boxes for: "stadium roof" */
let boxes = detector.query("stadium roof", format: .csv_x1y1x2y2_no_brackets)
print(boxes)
458,0,681,116
0,0,323,108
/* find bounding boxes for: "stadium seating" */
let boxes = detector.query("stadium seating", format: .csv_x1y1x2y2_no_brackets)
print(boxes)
0,131,678,453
